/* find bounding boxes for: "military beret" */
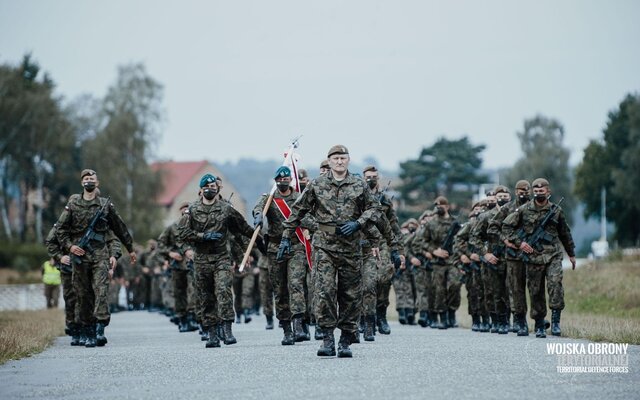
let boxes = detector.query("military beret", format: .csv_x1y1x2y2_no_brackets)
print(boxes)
494,185,509,195
199,173,217,188
532,178,549,188
405,218,419,226
420,209,434,219
478,199,488,207
327,144,349,158
298,168,308,178
515,180,531,190
471,201,481,210
274,166,291,179
80,169,96,179
320,160,329,169
362,165,377,174
434,196,449,206
179,201,190,209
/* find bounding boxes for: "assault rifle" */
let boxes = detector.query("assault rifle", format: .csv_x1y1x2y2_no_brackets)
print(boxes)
72,196,110,265
434,221,461,265
517,197,564,263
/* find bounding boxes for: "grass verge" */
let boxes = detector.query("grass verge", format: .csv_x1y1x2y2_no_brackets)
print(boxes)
0,309,65,365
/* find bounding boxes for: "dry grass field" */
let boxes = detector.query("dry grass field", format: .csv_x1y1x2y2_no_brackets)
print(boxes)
0,309,65,365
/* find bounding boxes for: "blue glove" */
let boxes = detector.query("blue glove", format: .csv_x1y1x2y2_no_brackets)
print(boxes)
203,231,223,241
253,213,263,228
276,238,291,261
390,250,402,270
338,221,361,236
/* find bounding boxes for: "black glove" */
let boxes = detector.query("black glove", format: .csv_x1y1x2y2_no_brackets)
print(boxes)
253,213,263,228
390,250,402,270
276,238,291,262
338,221,361,236
255,236,267,255
202,231,223,241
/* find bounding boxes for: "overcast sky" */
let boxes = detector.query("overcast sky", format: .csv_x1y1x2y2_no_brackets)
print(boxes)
1,0,639,171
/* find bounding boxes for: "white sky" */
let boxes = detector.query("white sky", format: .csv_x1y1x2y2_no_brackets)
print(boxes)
1,0,639,171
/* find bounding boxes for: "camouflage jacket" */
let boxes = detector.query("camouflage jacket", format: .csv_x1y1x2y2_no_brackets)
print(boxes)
453,217,480,260
502,199,576,264
488,199,524,260
419,214,458,265
157,221,191,271
55,194,131,261
282,171,377,253
469,207,500,256
178,198,255,263
254,190,308,254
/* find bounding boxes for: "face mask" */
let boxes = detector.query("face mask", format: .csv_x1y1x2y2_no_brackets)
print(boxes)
436,207,445,216
408,226,417,233
299,184,306,192
202,188,217,200
277,182,290,192
534,193,547,202
83,182,96,192
486,203,496,210
518,194,530,204
497,199,509,207
366,178,377,190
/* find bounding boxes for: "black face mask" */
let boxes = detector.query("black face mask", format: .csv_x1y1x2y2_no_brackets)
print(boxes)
436,207,445,216
534,193,548,202
518,194,530,204
299,184,306,192
366,178,378,190
408,227,417,233
277,183,290,193
497,199,509,207
202,188,217,200
83,182,96,192
486,203,496,210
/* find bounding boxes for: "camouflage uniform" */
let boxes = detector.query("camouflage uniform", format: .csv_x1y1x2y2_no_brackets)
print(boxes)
410,224,435,324
452,218,485,324
55,194,132,332
158,221,195,321
44,225,75,331
257,254,274,319
502,199,575,329
393,229,417,321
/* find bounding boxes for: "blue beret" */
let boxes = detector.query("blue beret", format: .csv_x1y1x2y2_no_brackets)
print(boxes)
199,174,217,188
274,166,291,179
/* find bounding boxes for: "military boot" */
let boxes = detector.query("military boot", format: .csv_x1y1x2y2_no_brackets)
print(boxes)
179,316,190,332
205,327,221,348
281,321,295,345
70,324,81,346
363,315,375,342
265,315,274,330
479,315,490,332
448,310,458,328
84,325,97,348
398,308,407,325
216,323,225,341
235,312,242,324
511,313,521,334
96,323,108,346
376,306,391,334
200,326,209,341
337,332,353,358
317,330,336,357
65,324,72,336
223,321,237,345
436,312,448,329
516,314,529,336
471,315,480,332
429,312,438,328
314,326,324,340
535,319,547,338
243,308,252,324
186,314,199,332
490,313,498,333
418,311,429,327
293,316,306,342
497,314,509,334
350,330,360,344
406,308,417,325
302,322,311,341
551,310,562,336
358,315,365,333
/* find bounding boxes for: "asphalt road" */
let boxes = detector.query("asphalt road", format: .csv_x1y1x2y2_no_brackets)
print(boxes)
1,311,638,400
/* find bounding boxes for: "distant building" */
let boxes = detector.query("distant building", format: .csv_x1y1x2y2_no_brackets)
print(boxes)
151,160,247,227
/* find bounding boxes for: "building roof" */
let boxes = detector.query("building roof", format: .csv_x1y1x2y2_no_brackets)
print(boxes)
151,160,209,206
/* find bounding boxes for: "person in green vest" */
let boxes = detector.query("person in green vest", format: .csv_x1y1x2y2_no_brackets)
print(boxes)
42,257,62,308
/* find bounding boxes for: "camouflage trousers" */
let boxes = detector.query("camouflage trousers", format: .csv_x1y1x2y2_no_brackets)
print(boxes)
485,263,508,315
361,249,377,316
150,275,163,308
314,247,362,333
233,274,255,315
162,275,174,311
506,258,527,315
306,262,314,321
526,256,564,320
481,265,494,316
432,262,462,313
376,249,394,310
173,269,195,318
195,257,234,328
61,272,76,325
73,258,110,326
414,266,434,312
259,267,274,317
465,267,485,316
268,246,307,321
393,267,415,309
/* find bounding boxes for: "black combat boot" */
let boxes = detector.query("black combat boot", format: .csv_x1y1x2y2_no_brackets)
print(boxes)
84,325,97,348
350,330,360,344
179,316,190,332
490,313,498,333
535,319,547,338
265,315,274,330
243,308,252,324
418,311,429,327
96,323,108,346
551,310,562,336
70,324,81,346
497,314,508,334
471,315,480,332
406,308,417,325
314,326,324,340
511,313,521,333
281,321,295,346
358,315,365,333
398,308,407,325
479,315,490,332
65,324,72,336
429,312,438,328
293,316,306,342
223,321,237,345
200,325,209,341
436,312,448,329
317,330,336,357
205,327,220,348
337,332,353,358
302,322,311,341
235,312,242,324
448,310,458,328
363,315,375,342
216,323,225,341
376,306,391,334
516,314,529,336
